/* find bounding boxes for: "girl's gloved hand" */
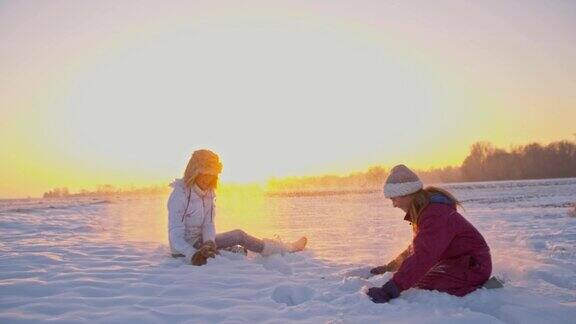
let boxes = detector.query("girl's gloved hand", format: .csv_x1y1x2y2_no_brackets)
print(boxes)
191,241,219,266
202,240,218,252
369,264,390,275
366,280,400,303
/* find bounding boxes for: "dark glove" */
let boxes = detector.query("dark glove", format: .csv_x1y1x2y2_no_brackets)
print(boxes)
366,280,400,303
202,240,218,252
191,241,219,266
370,264,390,275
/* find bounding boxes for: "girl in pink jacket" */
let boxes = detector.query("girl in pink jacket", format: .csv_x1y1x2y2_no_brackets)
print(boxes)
367,165,492,303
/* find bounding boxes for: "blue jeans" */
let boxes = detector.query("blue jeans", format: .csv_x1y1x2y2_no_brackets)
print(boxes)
194,229,264,253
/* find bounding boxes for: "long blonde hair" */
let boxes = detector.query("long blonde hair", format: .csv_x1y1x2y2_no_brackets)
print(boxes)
183,159,197,188
407,186,461,232
182,149,222,189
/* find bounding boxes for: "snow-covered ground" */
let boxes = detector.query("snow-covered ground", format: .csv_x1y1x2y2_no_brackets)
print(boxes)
1,178,576,323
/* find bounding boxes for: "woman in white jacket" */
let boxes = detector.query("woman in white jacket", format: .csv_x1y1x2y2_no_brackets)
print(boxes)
168,149,307,265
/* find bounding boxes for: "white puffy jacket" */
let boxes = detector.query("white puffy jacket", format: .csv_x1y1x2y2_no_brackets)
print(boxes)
167,179,216,262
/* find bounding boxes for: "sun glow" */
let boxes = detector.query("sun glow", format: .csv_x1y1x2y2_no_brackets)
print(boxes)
2,1,575,198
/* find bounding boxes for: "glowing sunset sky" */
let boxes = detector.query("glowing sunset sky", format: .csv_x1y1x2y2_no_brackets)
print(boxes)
1,0,575,198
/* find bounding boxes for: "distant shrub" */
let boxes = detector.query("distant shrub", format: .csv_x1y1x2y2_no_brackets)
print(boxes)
570,205,576,217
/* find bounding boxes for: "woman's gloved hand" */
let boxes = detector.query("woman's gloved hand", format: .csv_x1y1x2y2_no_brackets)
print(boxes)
370,264,390,275
191,241,219,266
366,280,400,303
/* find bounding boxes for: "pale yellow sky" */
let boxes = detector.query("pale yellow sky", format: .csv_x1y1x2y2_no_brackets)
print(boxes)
1,0,575,198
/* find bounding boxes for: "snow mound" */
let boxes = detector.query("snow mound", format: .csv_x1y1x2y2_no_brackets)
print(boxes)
260,254,293,275
340,266,372,279
272,284,315,306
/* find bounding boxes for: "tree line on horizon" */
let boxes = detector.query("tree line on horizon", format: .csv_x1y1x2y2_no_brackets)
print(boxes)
43,184,169,198
266,139,576,192
461,140,576,181
43,139,576,198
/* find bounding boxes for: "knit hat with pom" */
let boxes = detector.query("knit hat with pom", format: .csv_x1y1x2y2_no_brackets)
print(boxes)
383,164,423,198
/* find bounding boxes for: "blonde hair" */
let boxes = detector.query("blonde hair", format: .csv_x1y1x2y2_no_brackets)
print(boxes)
183,158,197,188
407,186,461,232
183,164,219,190
182,149,222,189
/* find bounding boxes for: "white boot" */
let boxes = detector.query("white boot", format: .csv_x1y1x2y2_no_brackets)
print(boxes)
261,237,307,257
261,238,287,257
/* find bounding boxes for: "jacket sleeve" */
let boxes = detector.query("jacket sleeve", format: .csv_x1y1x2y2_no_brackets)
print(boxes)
392,208,454,291
167,188,196,263
201,198,216,244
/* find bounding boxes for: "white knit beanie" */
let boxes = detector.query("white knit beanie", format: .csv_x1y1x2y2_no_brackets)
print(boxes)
383,164,423,198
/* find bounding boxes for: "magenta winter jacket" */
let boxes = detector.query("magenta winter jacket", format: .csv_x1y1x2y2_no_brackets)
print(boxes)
391,202,492,296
